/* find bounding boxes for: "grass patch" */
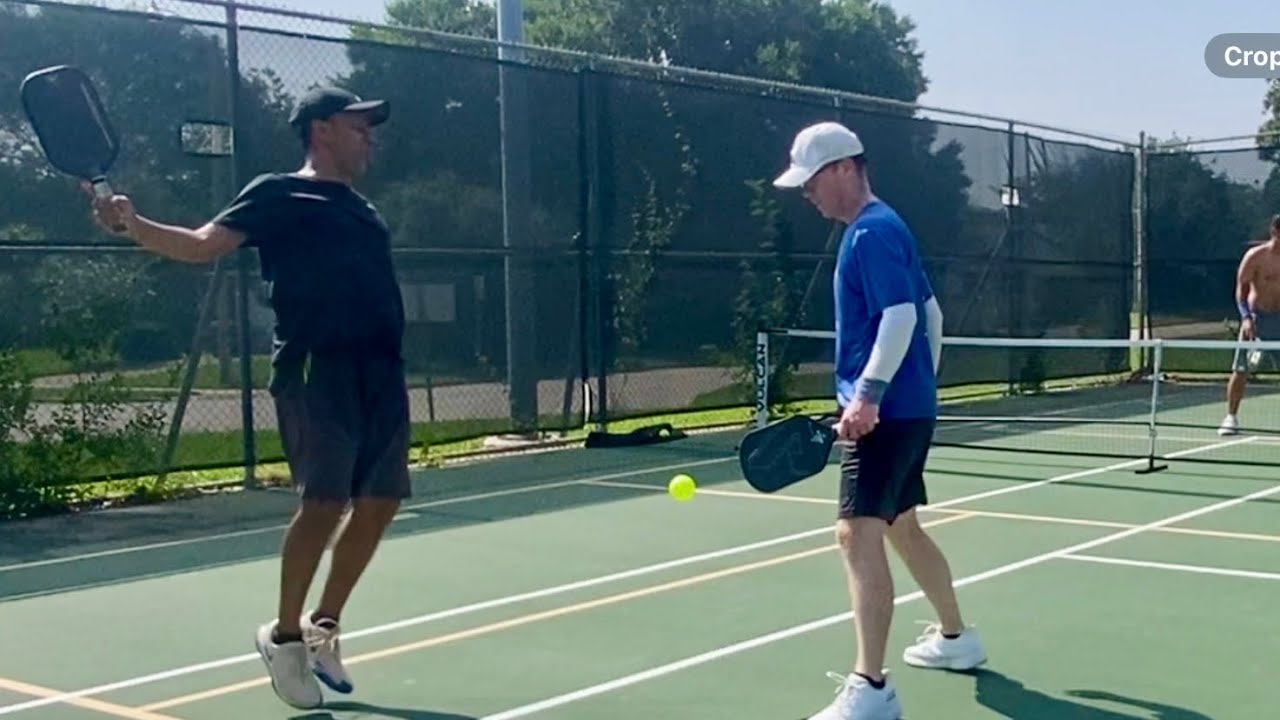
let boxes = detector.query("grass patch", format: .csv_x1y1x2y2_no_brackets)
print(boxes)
116,355,273,390
13,348,77,377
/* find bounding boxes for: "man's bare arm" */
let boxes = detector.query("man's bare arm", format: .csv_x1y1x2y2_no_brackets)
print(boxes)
88,187,244,264
1237,248,1259,320
130,216,245,264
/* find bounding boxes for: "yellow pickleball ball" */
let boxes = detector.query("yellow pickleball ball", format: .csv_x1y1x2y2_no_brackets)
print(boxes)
668,473,696,501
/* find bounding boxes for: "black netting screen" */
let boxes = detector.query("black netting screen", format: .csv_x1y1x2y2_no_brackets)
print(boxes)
1146,145,1280,342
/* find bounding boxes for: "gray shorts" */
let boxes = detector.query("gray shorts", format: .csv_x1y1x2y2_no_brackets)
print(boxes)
1233,312,1280,373
271,351,412,502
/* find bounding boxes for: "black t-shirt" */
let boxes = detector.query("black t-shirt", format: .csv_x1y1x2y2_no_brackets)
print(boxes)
212,173,404,367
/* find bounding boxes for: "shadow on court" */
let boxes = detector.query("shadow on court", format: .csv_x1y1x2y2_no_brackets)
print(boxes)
290,701,477,719
971,669,1215,719
0,430,746,603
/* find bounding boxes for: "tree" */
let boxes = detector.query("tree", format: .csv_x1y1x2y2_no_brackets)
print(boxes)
0,4,295,242
0,4,303,494
336,0,978,416
383,0,926,101
0,4,296,362
1258,78,1280,160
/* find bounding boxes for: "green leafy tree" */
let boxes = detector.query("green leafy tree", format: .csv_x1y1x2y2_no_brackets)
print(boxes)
1258,78,1280,160
337,1,977,416
0,4,298,501
0,4,296,361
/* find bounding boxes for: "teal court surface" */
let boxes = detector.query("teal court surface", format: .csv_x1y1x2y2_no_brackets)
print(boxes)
0,399,1277,719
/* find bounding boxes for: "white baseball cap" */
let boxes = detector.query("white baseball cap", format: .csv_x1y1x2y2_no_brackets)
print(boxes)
772,121,865,188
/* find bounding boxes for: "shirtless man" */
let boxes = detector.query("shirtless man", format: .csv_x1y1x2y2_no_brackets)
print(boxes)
1219,214,1280,435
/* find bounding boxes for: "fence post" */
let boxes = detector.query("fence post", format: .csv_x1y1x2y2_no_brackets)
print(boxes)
224,1,256,488
497,0,539,436
577,67,602,431
1131,131,1148,371
590,69,613,431
1004,120,1017,394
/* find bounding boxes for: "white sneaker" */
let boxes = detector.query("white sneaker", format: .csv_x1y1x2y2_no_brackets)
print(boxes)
806,671,902,720
1218,415,1239,436
302,614,353,694
254,622,323,709
902,622,987,670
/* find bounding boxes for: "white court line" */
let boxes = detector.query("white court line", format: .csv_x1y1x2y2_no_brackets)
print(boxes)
1062,553,1280,581
0,456,737,573
0,527,832,716
479,446,1280,720
0,436,1251,716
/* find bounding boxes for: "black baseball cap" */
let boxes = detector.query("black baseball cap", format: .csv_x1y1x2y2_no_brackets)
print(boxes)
289,86,390,134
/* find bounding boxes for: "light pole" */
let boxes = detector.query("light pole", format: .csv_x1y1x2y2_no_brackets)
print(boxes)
497,0,538,436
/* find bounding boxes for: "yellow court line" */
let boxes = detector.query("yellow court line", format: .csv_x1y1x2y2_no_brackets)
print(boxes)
0,677,179,720
585,479,1280,546
142,513,975,711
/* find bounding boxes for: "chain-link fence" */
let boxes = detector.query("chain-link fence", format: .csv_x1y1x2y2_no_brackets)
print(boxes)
7,0,1263,494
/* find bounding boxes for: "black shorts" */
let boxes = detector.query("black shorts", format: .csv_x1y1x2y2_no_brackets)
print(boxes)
271,351,412,502
838,417,934,523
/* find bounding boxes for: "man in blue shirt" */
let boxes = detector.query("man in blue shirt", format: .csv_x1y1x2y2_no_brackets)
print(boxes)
774,122,987,720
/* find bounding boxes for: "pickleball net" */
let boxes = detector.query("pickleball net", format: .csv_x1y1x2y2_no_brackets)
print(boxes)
754,328,1280,469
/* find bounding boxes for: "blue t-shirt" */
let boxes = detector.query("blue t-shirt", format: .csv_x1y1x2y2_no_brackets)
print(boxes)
833,200,938,419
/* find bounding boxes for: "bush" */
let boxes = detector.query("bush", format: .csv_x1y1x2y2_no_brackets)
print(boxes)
0,350,169,519
0,254,169,519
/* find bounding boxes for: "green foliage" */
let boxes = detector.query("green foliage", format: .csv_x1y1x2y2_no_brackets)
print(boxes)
609,87,697,356
0,353,167,520
366,0,938,371
1259,78,1280,162
386,0,496,37
0,257,167,519
611,172,684,354
35,256,153,369
518,0,927,101
729,180,805,406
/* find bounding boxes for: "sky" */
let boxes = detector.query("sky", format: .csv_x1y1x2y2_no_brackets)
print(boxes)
282,0,1277,148
73,0,1274,146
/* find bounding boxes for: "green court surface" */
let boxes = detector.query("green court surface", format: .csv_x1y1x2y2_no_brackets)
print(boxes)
0,420,1276,720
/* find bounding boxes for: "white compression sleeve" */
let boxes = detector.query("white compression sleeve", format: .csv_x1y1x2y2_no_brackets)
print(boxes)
924,295,943,375
855,302,917,403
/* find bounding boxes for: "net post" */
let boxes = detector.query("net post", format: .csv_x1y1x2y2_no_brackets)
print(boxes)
225,1,256,489
1136,338,1168,474
754,329,770,429
1130,131,1148,372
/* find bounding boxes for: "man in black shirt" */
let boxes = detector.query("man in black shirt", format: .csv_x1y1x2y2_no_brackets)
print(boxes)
87,86,408,710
